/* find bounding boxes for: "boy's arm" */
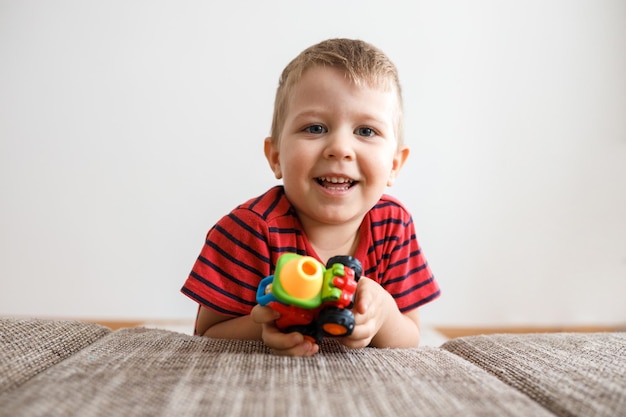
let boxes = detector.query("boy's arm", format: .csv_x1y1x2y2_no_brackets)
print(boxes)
371,305,421,348
342,277,421,349
195,306,262,339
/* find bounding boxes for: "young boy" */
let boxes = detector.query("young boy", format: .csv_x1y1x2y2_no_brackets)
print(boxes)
181,38,440,356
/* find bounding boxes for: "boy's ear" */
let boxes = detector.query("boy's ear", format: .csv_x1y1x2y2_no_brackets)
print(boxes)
264,137,283,179
387,145,410,186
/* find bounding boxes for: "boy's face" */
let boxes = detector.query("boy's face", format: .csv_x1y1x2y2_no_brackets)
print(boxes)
264,66,409,229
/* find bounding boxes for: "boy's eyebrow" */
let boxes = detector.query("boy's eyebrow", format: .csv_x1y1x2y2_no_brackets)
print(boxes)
291,108,389,125
287,109,327,124
291,109,325,118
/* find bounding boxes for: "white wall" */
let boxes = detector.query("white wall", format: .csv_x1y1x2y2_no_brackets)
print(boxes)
1,0,625,327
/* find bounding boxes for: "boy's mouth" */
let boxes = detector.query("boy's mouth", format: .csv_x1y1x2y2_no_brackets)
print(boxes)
315,176,356,190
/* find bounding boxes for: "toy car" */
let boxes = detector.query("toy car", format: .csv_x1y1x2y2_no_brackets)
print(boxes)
256,253,362,344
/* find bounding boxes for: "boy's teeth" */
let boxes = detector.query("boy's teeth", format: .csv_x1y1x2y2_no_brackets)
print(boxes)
318,177,353,184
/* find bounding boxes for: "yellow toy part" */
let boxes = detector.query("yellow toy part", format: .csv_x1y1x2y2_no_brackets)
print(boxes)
279,255,324,300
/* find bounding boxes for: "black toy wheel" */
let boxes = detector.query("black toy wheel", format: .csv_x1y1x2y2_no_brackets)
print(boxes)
326,255,362,281
318,307,355,337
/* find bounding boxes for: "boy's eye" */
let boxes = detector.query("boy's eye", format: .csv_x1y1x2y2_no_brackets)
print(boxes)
304,125,327,134
355,127,375,137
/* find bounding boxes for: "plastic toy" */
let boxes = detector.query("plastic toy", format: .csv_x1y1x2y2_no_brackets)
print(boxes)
256,253,362,344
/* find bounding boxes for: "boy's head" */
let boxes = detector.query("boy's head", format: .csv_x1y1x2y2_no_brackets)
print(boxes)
264,38,410,231
270,38,404,147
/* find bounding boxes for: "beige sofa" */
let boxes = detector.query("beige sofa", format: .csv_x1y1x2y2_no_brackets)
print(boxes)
0,317,624,417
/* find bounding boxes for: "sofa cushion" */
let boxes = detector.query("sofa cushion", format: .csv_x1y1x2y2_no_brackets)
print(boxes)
0,317,111,393
441,332,626,417
0,327,555,417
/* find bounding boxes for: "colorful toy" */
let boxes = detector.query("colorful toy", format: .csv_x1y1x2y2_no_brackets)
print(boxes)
256,253,362,344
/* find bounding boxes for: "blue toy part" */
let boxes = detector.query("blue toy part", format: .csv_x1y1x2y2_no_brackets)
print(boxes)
256,275,278,306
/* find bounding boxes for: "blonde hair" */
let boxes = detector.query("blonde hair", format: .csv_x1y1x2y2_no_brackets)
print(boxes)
269,38,404,146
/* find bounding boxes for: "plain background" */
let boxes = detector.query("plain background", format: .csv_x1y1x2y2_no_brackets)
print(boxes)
1,0,625,328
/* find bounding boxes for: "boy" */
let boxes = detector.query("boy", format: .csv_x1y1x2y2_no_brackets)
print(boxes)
181,38,440,356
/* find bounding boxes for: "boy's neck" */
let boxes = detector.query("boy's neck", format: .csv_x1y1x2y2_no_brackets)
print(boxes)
299,217,362,264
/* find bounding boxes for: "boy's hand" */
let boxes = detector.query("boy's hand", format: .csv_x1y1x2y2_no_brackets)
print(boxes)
340,277,421,348
250,304,319,357
339,277,393,349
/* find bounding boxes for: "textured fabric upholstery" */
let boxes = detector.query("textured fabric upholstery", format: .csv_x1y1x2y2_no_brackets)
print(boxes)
0,324,552,417
0,317,110,392
442,332,626,417
2,318,624,417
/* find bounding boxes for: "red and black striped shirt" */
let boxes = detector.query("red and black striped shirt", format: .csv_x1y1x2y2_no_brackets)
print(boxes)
181,186,440,316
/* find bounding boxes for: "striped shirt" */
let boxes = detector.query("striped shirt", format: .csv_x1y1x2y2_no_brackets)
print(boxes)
181,186,440,316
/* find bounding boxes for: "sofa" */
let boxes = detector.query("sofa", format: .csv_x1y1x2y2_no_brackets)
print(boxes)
0,317,624,417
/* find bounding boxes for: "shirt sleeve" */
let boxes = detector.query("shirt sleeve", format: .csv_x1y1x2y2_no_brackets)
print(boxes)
181,208,272,317
370,205,441,313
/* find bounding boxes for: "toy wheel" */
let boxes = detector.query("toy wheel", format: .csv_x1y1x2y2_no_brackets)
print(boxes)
326,255,362,281
318,307,355,337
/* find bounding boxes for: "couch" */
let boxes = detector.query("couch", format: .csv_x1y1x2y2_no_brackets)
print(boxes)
1,317,624,417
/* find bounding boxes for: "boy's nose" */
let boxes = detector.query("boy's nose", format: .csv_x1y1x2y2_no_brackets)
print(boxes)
323,130,355,161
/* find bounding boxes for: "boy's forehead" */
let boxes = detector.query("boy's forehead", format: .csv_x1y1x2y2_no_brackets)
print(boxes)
285,66,401,114
286,66,399,108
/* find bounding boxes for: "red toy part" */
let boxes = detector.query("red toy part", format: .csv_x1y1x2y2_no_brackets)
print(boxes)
331,268,358,309
269,301,315,330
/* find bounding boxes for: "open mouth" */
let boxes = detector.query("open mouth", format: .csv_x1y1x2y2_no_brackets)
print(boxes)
316,176,357,190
